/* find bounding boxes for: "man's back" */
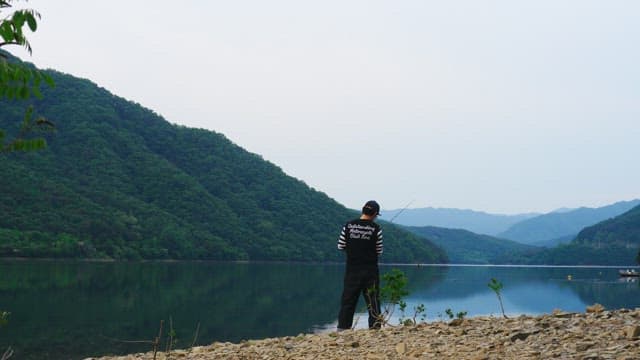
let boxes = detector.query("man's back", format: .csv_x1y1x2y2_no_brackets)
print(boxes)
338,218,383,267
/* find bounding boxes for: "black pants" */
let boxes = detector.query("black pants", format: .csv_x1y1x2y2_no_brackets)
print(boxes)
337,266,381,329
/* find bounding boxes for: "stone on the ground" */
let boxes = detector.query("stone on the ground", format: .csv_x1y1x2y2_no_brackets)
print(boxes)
89,309,640,360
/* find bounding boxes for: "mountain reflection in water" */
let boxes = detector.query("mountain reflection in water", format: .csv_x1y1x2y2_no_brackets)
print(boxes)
0,261,638,359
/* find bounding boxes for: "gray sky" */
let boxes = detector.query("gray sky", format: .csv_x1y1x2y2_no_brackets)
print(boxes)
12,0,640,214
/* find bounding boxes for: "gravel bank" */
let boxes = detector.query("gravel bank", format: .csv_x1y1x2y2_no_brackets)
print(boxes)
91,307,640,360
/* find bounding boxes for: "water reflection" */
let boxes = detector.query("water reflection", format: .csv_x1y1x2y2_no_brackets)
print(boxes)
0,261,638,359
343,265,640,328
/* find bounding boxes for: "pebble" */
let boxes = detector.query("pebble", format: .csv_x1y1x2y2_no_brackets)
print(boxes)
89,308,640,360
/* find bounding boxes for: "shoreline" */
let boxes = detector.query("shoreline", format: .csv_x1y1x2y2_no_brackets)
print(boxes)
2,258,639,268
91,308,639,360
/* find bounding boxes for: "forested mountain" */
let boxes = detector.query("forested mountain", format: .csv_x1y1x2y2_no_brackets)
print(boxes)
380,207,538,236
499,205,640,266
0,61,447,263
405,226,538,264
532,234,576,248
497,200,640,245
573,204,640,249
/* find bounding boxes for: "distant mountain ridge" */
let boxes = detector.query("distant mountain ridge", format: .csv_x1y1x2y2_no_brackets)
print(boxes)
380,207,538,236
498,200,640,245
405,225,538,264
503,204,640,266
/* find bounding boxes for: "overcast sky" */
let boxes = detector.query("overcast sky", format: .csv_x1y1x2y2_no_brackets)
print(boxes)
11,0,640,214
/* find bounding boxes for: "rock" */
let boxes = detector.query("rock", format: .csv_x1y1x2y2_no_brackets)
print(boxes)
167,350,188,357
366,354,385,360
575,342,595,351
510,329,540,342
586,303,605,313
625,325,640,339
89,309,640,360
189,346,204,353
449,318,464,326
553,311,574,318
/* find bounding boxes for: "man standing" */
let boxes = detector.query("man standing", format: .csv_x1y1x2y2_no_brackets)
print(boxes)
337,200,383,330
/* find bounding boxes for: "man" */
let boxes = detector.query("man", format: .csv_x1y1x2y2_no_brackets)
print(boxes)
337,200,383,330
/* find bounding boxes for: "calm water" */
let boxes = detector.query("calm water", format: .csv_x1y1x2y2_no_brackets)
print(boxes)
1,260,639,359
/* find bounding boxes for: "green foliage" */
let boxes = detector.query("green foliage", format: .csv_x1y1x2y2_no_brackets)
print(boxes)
380,268,409,305
0,1,55,153
444,308,453,319
400,303,427,326
372,268,410,326
0,1,40,54
574,204,640,248
376,268,430,327
488,278,507,318
0,65,448,263
0,311,8,327
487,277,502,293
444,308,467,320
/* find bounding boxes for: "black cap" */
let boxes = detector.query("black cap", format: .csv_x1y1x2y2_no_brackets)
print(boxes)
362,200,381,216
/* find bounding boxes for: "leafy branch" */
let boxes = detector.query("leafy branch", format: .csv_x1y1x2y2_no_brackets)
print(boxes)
0,0,55,153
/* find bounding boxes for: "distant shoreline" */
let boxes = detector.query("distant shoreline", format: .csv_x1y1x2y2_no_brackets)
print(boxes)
1,257,638,268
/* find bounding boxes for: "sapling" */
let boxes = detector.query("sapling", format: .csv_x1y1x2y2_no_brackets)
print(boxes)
0,312,8,328
412,304,426,325
488,278,508,318
370,268,409,327
445,308,454,320
1,312,12,360
369,268,431,327
444,308,467,321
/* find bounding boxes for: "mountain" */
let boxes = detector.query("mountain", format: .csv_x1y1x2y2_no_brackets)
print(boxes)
405,226,538,264
380,207,538,236
501,205,640,266
0,61,447,263
573,204,640,250
532,234,576,248
498,200,640,245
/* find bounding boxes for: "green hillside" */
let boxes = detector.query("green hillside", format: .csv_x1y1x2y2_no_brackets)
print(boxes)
405,226,538,264
502,205,640,266
0,63,447,263
574,204,640,248
498,200,640,245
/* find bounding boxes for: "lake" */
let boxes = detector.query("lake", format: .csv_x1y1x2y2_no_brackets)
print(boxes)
1,260,639,359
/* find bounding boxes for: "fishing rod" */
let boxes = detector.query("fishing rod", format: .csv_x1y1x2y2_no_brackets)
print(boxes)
388,199,414,224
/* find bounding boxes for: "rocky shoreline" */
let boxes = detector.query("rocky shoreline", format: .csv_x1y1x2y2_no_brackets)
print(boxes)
92,307,639,360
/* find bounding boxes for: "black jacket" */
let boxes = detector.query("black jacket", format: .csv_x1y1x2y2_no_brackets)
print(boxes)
337,218,383,267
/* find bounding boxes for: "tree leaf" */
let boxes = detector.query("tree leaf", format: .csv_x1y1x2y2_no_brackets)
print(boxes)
12,11,25,29
0,22,15,42
25,12,38,31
